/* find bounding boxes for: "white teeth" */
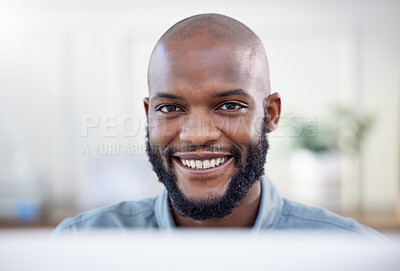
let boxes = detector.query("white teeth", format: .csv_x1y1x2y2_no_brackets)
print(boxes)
195,160,202,169
210,159,216,167
203,160,210,169
181,157,228,170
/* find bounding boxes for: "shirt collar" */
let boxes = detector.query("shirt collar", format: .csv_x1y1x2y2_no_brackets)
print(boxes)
154,188,176,231
251,175,283,231
154,175,283,231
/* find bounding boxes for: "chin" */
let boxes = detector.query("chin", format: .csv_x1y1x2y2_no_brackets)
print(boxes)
178,180,230,204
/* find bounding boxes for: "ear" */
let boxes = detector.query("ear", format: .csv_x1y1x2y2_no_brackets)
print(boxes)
143,97,150,118
264,92,281,133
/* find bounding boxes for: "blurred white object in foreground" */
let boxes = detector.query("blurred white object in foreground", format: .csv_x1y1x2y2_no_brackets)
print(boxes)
0,230,399,271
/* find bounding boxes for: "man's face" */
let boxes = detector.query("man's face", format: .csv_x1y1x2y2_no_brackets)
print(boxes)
145,34,271,220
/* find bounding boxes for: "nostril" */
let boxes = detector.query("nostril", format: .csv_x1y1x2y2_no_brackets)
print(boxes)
179,113,221,145
179,130,221,145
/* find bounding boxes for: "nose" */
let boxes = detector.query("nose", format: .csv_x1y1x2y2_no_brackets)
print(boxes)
179,110,221,145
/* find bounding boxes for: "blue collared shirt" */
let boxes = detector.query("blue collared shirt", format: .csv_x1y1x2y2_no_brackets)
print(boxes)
53,176,384,239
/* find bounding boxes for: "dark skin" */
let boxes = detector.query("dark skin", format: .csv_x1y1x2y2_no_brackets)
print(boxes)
144,32,281,227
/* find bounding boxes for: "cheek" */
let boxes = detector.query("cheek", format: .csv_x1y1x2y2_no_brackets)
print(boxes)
148,115,180,144
214,115,264,146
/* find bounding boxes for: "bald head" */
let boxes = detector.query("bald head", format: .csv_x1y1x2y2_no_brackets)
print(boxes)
159,13,261,48
148,14,270,96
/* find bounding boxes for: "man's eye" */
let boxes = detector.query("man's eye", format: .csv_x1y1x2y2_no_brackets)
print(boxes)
219,103,243,111
158,104,183,113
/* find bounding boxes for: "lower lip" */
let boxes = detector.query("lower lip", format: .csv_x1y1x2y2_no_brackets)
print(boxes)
173,157,234,176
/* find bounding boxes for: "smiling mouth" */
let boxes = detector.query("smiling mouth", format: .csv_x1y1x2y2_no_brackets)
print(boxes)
172,154,233,171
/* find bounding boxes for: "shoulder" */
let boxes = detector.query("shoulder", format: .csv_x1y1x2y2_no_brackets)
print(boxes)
276,198,384,240
52,197,158,235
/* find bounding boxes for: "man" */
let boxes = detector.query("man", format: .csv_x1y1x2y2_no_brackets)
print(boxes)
53,14,382,238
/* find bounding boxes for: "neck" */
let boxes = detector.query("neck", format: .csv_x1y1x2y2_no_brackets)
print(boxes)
171,180,261,228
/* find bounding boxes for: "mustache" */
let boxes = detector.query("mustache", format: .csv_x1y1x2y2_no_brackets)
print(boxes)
165,144,238,155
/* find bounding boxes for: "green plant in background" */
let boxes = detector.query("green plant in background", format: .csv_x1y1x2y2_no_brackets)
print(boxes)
333,105,375,154
288,104,375,154
292,121,338,152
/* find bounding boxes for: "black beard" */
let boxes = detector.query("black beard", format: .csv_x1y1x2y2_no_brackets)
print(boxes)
145,117,270,221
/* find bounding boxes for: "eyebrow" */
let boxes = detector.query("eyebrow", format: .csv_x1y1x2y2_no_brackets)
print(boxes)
151,93,183,100
151,89,248,100
213,89,249,98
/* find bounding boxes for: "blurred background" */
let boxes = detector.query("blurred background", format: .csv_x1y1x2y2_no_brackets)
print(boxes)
0,0,399,232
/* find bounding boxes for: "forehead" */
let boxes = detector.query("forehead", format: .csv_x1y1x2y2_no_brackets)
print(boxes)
148,35,264,98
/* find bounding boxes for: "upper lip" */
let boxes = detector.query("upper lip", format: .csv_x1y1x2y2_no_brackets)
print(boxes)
173,152,232,160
